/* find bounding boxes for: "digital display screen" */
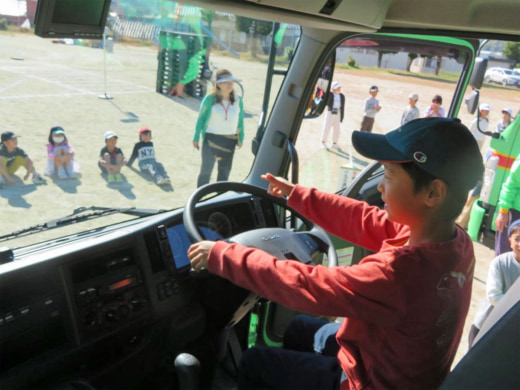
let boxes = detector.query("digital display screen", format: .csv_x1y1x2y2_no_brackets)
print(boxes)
165,224,222,271
108,277,135,291
52,0,107,26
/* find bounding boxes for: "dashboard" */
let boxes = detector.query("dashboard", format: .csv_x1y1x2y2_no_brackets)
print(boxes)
0,193,279,389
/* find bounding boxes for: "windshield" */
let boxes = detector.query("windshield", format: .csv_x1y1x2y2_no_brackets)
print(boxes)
0,3,294,249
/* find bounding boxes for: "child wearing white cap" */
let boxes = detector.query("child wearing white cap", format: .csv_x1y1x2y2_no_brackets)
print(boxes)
456,103,491,229
496,108,513,133
320,81,345,149
469,103,491,151
98,131,127,183
401,92,420,125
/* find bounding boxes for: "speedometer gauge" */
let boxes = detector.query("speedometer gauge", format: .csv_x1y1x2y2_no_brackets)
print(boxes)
207,211,233,237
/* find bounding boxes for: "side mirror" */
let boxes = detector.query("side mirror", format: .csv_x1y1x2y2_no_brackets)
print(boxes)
305,51,335,118
465,89,479,114
469,57,488,90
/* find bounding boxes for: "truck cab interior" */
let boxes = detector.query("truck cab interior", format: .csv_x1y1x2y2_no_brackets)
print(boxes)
0,0,519,389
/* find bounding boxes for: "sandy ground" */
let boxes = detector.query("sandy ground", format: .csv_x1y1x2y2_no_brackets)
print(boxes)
1,32,519,367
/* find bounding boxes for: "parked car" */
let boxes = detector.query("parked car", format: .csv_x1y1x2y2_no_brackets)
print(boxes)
484,67,520,87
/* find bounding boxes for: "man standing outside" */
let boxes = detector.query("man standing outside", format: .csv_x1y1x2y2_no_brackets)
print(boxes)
321,81,345,149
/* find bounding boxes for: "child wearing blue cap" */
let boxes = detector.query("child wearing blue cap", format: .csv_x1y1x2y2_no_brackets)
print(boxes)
468,219,520,348
188,117,484,390
0,131,46,187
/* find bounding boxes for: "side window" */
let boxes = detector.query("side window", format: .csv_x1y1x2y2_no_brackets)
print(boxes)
297,34,479,194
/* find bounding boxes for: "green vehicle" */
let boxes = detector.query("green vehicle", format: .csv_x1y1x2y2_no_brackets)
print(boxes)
468,113,520,247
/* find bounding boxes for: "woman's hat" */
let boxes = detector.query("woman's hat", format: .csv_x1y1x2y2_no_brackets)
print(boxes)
331,81,341,90
216,72,240,83
502,108,513,116
479,103,491,111
139,126,151,135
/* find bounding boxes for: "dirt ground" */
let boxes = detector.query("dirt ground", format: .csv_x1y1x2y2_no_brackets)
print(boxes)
1,32,519,367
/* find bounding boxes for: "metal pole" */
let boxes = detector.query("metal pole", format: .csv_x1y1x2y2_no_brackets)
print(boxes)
98,32,113,100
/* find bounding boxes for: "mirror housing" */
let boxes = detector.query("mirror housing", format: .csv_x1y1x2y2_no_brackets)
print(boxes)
469,57,488,90
465,89,480,114
305,51,335,118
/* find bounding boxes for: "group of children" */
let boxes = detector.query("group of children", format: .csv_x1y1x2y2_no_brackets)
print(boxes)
0,126,171,189
321,83,515,156
321,84,451,148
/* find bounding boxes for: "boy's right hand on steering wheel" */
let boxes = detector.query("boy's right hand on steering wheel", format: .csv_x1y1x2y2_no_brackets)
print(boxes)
261,173,295,198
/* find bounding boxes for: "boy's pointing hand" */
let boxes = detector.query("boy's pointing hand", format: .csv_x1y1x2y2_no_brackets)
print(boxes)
261,173,295,198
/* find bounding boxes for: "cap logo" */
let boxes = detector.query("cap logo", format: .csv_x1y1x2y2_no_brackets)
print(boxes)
413,151,427,163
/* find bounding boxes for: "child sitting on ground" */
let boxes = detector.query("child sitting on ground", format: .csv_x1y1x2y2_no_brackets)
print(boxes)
0,131,46,187
44,126,80,179
188,117,484,390
127,127,171,186
98,131,127,183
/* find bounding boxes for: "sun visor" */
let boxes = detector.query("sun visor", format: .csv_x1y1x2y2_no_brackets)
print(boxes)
243,0,391,29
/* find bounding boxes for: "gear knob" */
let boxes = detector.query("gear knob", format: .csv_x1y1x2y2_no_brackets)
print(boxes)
174,353,200,390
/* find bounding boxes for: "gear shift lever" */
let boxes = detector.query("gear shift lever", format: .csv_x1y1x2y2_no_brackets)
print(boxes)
174,353,200,390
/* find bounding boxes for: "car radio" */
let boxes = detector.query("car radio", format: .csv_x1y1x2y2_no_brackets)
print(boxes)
70,251,149,341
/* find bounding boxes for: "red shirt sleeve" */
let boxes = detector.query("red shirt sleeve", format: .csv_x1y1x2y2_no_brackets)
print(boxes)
208,240,406,324
288,185,408,252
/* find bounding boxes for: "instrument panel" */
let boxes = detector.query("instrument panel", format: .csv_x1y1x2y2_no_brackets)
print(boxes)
0,193,278,388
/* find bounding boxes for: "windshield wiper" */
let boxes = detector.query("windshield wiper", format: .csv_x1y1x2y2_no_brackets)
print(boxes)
0,206,163,242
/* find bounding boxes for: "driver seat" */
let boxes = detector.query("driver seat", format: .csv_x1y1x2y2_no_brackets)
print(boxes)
440,277,520,389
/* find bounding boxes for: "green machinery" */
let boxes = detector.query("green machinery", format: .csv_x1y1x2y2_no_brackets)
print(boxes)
468,114,520,248
156,30,211,98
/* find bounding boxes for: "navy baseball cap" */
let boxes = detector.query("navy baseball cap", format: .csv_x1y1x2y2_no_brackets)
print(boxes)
1,131,19,142
352,117,484,190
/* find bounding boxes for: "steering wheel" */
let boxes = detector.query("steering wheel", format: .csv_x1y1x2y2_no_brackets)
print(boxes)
184,181,338,267
183,182,338,329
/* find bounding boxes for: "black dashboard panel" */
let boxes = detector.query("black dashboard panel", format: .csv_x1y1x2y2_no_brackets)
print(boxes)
0,193,278,388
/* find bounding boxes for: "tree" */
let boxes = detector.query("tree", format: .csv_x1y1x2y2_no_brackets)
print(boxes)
376,50,397,68
406,53,418,72
235,16,273,58
434,55,442,75
503,42,520,66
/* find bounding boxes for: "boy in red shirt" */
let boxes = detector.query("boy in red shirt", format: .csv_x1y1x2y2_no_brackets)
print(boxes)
188,117,484,389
